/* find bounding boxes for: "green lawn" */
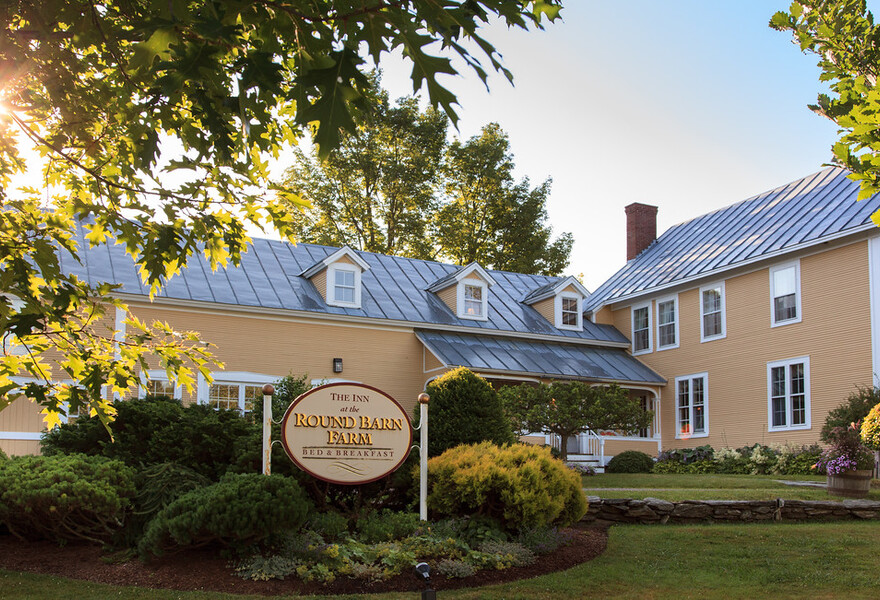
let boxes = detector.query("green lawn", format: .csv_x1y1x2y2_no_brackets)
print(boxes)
4,521,880,599
582,472,880,501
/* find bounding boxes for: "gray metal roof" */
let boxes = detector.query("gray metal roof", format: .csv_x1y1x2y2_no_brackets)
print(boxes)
64,222,628,345
586,167,880,311
415,330,666,384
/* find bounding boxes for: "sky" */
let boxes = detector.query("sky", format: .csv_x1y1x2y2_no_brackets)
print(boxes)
373,1,848,291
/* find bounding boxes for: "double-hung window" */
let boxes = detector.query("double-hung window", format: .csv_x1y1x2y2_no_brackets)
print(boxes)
656,296,679,350
676,373,708,438
561,296,579,326
464,284,483,317
457,278,488,321
333,268,357,305
767,357,810,430
700,283,725,341
770,262,801,326
632,303,651,354
556,293,583,330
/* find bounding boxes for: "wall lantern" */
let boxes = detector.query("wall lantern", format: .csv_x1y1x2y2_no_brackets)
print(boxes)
333,357,343,373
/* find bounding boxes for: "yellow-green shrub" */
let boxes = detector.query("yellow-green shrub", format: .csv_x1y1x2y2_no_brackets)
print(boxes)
425,442,587,530
861,402,880,450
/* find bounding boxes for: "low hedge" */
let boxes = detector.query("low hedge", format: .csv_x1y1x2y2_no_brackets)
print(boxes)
653,443,824,476
0,454,136,543
425,442,587,530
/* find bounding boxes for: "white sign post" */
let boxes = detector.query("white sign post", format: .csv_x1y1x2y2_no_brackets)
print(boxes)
417,392,429,521
262,384,274,475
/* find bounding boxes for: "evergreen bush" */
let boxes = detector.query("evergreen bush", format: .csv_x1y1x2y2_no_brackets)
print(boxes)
822,386,880,443
125,462,212,544
41,395,257,480
138,473,312,558
421,368,515,457
425,442,587,530
0,454,136,543
605,450,654,473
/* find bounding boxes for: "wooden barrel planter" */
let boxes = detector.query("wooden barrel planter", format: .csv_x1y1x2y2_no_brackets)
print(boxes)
827,470,873,498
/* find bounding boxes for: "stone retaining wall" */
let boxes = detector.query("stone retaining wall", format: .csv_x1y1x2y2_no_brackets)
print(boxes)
583,496,880,525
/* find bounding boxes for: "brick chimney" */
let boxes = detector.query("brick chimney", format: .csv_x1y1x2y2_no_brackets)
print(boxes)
625,203,658,261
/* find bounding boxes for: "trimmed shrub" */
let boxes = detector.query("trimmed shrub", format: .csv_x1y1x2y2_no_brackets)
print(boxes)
605,450,654,473
0,454,136,543
0,447,7,461
421,368,515,457
138,473,312,558
822,386,880,443
425,442,587,530
42,395,257,480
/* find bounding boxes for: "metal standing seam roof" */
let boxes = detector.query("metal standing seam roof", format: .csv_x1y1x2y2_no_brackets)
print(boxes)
585,167,880,312
64,222,630,345
415,330,666,385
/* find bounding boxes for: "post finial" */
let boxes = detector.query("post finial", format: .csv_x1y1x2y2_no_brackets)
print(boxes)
262,384,275,396
418,392,429,404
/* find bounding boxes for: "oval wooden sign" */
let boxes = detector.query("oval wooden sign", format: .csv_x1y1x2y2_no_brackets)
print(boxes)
280,382,413,485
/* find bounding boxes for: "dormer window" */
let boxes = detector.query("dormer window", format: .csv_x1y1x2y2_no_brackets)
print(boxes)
427,262,496,323
461,280,487,319
523,276,588,332
300,245,371,310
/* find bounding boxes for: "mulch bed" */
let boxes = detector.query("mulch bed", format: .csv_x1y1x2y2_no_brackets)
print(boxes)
0,525,608,596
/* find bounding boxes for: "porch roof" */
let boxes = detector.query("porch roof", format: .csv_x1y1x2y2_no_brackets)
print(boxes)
415,330,666,386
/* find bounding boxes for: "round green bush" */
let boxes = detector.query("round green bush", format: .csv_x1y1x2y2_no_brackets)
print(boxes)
421,368,515,457
605,450,654,473
425,442,587,530
0,454,136,543
138,473,312,558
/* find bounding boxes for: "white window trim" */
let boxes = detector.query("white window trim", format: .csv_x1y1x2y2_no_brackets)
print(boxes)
770,260,802,327
555,292,583,331
699,281,726,342
631,302,652,355
674,372,709,439
326,263,363,309
457,277,489,321
139,369,183,400
767,356,811,432
655,295,680,351
197,371,281,412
